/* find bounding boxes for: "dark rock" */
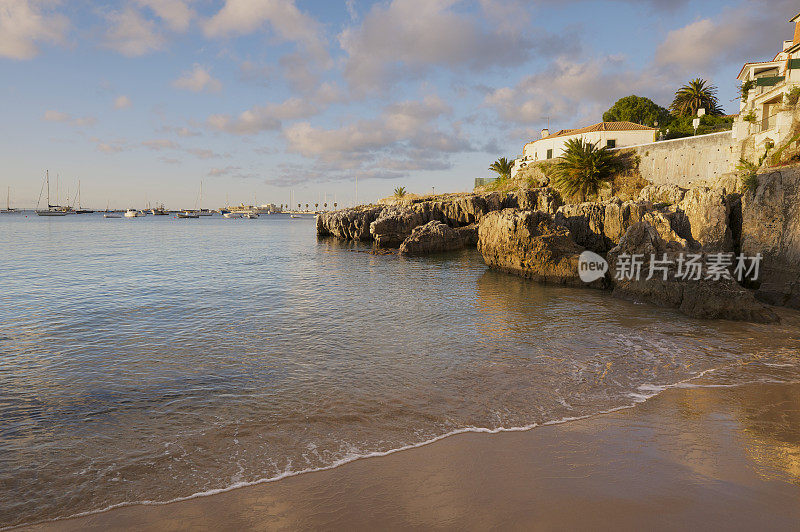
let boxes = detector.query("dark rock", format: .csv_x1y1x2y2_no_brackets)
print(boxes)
317,207,383,241
477,209,591,286
399,221,465,255
608,222,779,323
741,168,800,308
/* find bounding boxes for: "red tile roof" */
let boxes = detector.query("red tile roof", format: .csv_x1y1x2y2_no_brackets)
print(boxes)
542,121,656,140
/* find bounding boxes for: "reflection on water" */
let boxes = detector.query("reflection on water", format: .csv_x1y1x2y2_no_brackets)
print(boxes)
1,213,799,528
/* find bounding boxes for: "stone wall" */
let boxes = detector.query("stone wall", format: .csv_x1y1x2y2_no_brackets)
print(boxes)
619,131,737,188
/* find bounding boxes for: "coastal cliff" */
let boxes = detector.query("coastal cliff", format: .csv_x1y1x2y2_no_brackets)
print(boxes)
317,166,800,322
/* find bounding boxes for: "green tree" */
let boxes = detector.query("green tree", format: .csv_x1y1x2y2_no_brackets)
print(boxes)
552,139,619,202
488,157,513,180
394,186,407,198
603,95,671,127
670,78,724,117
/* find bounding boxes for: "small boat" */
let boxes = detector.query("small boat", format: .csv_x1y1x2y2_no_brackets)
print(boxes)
244,212,259,219
35,171,69,216
198,209,213,217
150,204,169,215
104,212,122,218
74,181,93,213
223,212,242,219
177,211,199,219
124,209,145,217
290,214,301,219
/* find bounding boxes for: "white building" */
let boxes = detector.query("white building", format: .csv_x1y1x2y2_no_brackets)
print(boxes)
512,121,657,176
733,11,800,150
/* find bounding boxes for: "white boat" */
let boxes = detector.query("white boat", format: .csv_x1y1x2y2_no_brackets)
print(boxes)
177,210,199,219
223,212,242,218
290,214,302,219
104,212,122,218
124,209,145,218
244,212,259,219
35,171,69,216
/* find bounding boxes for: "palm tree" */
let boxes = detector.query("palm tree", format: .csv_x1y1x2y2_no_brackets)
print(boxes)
488,157,513,180
670,78,723,116
394,186,407,198
552,139,619,202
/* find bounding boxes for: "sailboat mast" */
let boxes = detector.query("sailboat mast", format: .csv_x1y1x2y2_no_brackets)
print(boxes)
46,170,50,208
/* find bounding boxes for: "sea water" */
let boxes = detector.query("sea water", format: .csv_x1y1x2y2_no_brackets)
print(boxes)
1,212,799,528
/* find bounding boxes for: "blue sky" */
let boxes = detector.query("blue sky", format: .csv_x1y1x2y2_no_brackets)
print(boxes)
1,0,796,209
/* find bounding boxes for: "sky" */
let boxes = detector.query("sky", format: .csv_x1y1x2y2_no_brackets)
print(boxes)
1,0,797,210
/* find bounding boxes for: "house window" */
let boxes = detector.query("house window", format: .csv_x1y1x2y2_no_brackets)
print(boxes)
546,149,553,159
606,139,616,148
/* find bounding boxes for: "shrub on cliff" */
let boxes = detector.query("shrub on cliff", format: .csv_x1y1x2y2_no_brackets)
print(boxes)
603,95,671,127
552,139,620,202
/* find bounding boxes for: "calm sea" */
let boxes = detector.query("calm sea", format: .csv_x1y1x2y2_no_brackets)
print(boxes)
2,212,799,528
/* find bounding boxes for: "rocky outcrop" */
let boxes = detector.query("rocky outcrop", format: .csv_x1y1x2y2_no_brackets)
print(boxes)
316,206,383,241
553,198,681,253
399,221,465,255
741,168,800,308
454,224,479,247
369,206,427,247
608,222,779,323
638,184,733,251
477,209,593,286
503,187,562,215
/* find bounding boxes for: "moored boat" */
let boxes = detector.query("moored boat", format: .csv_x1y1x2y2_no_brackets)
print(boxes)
124,209,145,218
35,171,69,216
177,211,199,219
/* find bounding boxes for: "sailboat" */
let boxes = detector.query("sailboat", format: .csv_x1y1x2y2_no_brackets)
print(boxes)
198,181,212,216
35,171,68,216
74,180,94,214
0,187,18,214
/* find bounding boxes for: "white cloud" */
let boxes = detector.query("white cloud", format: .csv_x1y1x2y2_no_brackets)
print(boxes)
90,137,127,153
0,0,69,60
44,109,97,127
338,0,569,93
484,55,670,128
207,165,256,179
655,4,792,76
142,139,180,150
203,0,327,60
207,84,344,135
274,95,470,185
113,95,132,109
172,64,223,93
104,7,166,57
160,125,201,137
134,0,194,32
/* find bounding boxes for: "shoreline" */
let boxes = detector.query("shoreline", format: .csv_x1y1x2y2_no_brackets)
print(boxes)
24,378,800,531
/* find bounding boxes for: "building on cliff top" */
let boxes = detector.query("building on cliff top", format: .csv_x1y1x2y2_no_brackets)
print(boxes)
733,11,800,150
512,121,656,177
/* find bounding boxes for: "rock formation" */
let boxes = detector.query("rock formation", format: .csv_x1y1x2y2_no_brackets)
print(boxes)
399,221,466,255
741,167,800,308
607,222,779,323
477,209,594,287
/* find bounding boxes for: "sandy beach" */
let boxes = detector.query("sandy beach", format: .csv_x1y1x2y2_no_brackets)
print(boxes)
25,380,800,531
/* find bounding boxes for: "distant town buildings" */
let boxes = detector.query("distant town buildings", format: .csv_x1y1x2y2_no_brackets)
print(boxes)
733,11,800,150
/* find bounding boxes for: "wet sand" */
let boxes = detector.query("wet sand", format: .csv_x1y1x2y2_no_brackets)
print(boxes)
27,381,800,531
